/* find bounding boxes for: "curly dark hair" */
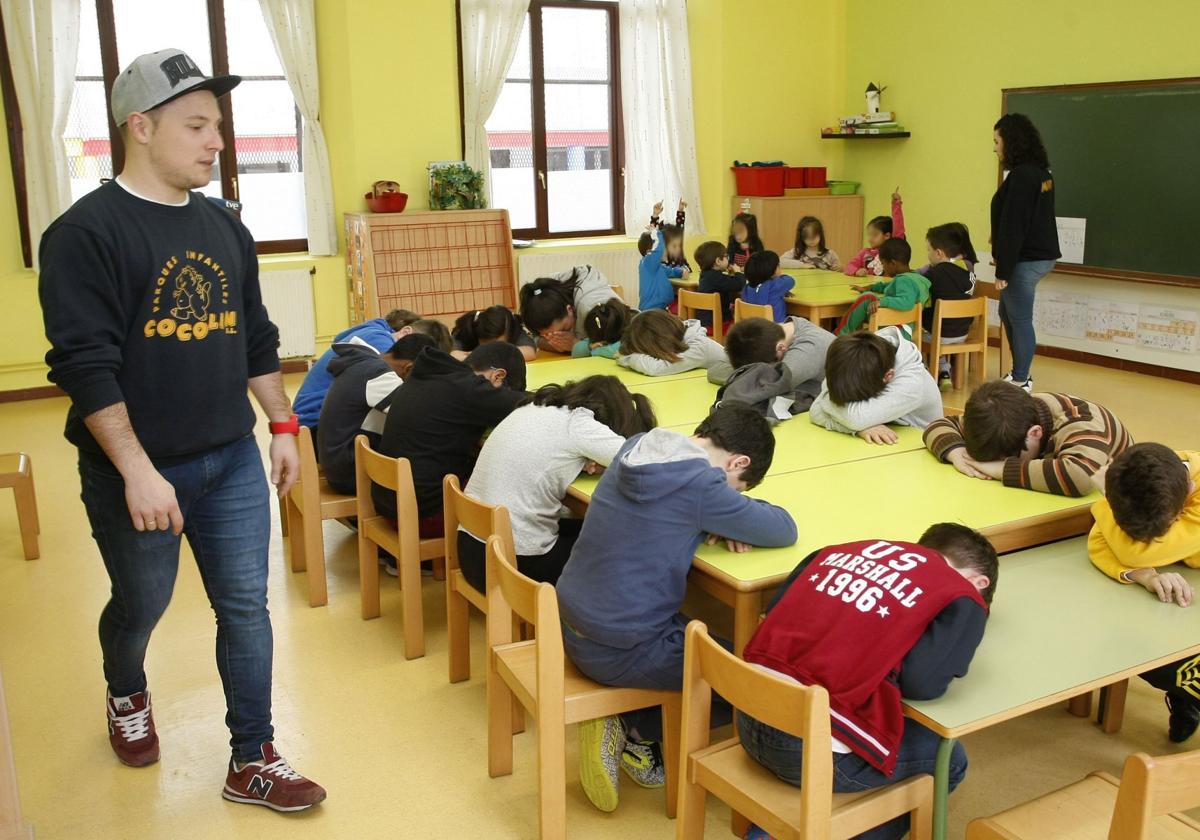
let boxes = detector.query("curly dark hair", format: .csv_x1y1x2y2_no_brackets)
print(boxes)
994,113,1050,169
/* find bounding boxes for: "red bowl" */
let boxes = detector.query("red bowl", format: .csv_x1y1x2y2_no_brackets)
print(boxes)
366,191,408,213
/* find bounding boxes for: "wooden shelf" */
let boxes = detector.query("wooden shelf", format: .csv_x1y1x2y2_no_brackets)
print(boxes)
822,132,911,139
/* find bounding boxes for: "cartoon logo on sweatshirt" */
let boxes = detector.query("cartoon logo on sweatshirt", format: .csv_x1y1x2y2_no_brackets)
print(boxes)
144,251,238,342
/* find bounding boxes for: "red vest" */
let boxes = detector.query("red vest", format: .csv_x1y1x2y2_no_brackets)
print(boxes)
742,540,986,774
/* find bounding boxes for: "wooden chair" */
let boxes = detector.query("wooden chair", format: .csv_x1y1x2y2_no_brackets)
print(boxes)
966,749,1200,839
676,621,933,840
678,289,725,343
973,283,1010,379
443,474,516,684
281,427,357,607
485,536,681,838
0,455,37,561
354,435,444,658
734,298,774,323
0,669,33,840
868,303,923,347
609,283,626,304
926,297,988,391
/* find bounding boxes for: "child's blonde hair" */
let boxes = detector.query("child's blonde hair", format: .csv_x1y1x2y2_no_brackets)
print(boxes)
620,310,688,363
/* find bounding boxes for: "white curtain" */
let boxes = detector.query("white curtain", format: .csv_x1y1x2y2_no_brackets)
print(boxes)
459,0,529,206
618,0,705,236
0,0,79,265
258,0,336,255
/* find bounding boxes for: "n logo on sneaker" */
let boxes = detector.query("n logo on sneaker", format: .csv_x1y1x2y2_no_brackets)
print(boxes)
247,774,274,799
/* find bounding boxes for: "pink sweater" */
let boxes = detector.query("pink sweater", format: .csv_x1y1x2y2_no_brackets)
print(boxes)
844,197,906,276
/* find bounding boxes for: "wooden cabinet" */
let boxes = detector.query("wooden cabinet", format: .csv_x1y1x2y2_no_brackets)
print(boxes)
732,194,865,269
345,209,516,326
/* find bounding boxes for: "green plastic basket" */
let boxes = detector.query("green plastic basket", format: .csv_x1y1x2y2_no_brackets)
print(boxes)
827,180,860,195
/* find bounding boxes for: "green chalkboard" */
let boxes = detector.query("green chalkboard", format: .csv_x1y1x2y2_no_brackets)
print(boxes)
1003,78,1200,284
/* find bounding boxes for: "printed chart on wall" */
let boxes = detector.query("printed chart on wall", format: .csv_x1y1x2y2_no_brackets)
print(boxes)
1086,300,1138,345
1055,217,1086,264
1035,292,1087,339
1138,306,1198,354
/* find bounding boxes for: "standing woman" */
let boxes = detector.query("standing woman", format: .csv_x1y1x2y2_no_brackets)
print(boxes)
991,113,1061,391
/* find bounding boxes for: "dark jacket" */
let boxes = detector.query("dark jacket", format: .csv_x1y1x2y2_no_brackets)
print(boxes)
317,339,402,494
374,348,525,519
990,163,1061,281
698,268,745,324
922,262,975,338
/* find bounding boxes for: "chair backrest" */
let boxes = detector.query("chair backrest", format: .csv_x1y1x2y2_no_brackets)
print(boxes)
734,298,774,323
931,296,988,345
609,284,625,303
442,474,516,583
1109,749,1200,838
354,435,418,519
868,303,923,343
292,425,319,499
485,536,565,698
678,289,724,341
681,621,834,833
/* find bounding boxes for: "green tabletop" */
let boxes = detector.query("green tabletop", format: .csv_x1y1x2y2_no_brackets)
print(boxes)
767,420,925,473
905,537,1200,738
525,356,708,390
691,449,1098,585
787,285,861,306
786,270,856,289
624,377,720,427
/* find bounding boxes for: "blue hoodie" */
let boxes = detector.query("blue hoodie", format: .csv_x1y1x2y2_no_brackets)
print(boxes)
556,428,798,649
638,229,685,311
292,318,395,427
741,275,796,323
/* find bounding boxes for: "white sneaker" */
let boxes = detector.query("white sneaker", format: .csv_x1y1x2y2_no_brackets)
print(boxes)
1002,373,1033,393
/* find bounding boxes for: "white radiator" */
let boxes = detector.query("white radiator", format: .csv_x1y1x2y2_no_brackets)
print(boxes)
260,268,317,359
518,249,642,305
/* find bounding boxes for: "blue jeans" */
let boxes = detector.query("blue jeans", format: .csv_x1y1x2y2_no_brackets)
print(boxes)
998,259,1056,381
79,435,274,761
737,712,967,840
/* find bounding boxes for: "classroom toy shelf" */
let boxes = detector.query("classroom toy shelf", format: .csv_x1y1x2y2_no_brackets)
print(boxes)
732,194,864,268
345,209,516,326
821,132,911,139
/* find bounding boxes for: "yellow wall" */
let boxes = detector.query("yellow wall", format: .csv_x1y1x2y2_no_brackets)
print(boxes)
841,0,1200,371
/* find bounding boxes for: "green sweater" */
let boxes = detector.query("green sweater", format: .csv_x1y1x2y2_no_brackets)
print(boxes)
868,271,931,311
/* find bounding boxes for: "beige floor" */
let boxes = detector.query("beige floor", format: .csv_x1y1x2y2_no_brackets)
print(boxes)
1,358,1199,839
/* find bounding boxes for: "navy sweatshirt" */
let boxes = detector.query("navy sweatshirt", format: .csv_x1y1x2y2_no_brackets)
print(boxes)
556,429,797,649
765,549,987,699
922,262,975,339
990,163,1061,282
39,181,279,461
318,340,403,495
698,268,745,323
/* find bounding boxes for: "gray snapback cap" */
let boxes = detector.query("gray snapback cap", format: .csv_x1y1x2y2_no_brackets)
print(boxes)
111,48,240,126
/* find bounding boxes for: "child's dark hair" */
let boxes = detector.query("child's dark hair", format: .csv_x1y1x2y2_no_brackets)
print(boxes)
531,375,657,438
661,224,684,251
410,319,453,353
962,381,1040,461
868,215,894,236
465,341,528,392
519,272,582,333
728,213,764,255
927,223,979,265
825,331,897,405
725,317,784,370
584,299,635,346
638,231,656,257
693,402,775,489
918,523,999,605
694,240,727,271
744,250,780,287
620,309,688,363
994,112,1050,169
387,333,435,360
452,305,523,352
1105,443,1191,543
793,215,828,258
878,237,912,266
384,309,421,331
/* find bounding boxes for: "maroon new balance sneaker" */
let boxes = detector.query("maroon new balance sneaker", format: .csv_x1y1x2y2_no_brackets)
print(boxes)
106,690,160,767
222,742,326,812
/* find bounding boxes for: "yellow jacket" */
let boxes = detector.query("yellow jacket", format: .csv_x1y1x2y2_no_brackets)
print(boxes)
1089,451,1200,582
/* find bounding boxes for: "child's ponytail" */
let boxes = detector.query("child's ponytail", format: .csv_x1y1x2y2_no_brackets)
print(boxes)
584,300,635,346
452,305,522,351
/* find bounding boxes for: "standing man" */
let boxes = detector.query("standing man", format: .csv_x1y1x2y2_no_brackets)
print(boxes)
38,49,325,812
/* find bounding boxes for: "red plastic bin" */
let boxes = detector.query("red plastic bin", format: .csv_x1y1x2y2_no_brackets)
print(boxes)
805,167,828,188
784,167,806,188
732,166,785,197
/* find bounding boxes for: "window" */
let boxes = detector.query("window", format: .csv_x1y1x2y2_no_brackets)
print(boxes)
4,0,306,265
467,0,623,239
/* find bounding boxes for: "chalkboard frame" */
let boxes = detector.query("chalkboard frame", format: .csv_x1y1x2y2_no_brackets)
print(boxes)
1001,76,1200,289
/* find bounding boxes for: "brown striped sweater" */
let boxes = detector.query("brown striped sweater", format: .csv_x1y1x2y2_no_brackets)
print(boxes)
923,393,1132,497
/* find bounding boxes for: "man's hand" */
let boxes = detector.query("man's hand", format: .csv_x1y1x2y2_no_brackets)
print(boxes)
652,200,664,217
948,449,992,480
541,330,575,353
706,533,751,553
125,464,184,534
858,425,898,445
269,434,300,497
855,268,869,278
1128,568,1194,606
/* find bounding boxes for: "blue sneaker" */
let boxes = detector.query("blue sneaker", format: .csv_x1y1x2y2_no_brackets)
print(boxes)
745,825,772,840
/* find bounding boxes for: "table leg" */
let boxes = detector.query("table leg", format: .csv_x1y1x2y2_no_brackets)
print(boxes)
933,737,956,840
1068,693,1093,718
732,590,763,656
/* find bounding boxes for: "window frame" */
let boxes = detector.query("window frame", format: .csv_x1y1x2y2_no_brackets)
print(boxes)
457,0,625,240
0,0,307,268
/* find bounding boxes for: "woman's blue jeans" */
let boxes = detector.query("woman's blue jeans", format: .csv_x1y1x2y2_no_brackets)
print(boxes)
78,435,274,761
998,259,1056,381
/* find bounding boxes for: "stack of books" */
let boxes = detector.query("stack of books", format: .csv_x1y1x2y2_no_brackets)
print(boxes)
823,112,907,136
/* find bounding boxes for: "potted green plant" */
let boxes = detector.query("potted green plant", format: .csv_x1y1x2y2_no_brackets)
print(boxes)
428,161,486,210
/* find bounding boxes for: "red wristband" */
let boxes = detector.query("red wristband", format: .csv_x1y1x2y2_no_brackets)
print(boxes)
269,414,300,436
